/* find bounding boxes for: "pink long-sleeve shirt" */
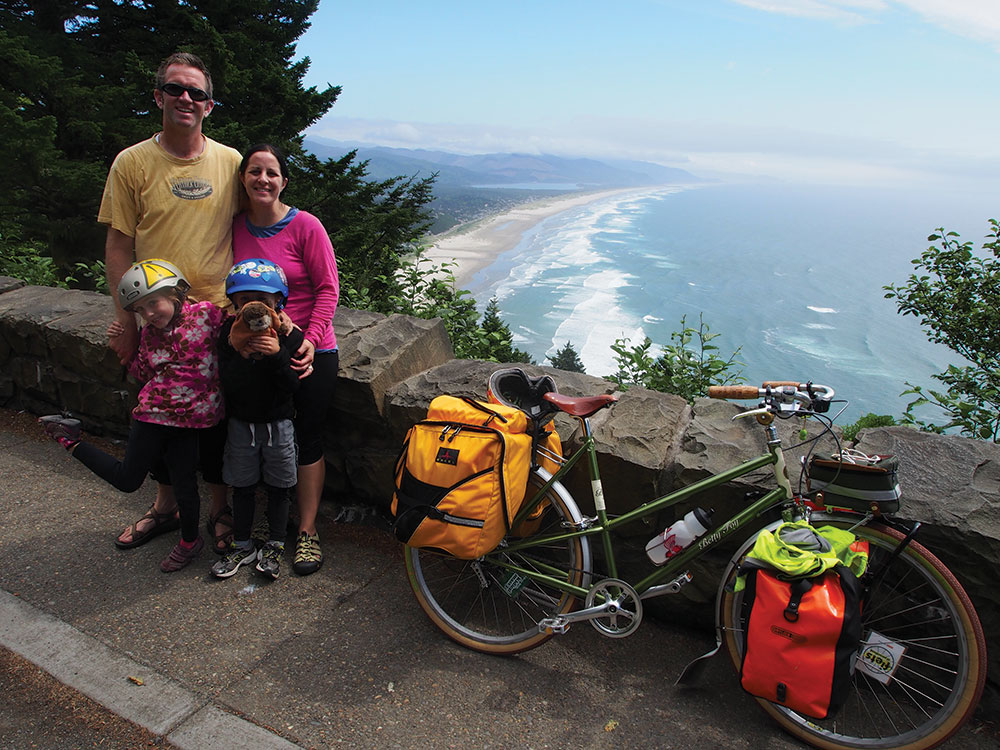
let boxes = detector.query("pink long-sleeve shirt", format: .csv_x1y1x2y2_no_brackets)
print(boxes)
232,210,340,351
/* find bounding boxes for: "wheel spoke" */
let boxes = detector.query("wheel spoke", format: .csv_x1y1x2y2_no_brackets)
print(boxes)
405,470,590,654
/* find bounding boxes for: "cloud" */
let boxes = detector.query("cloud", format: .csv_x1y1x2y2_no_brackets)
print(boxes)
898,0,1000,44
730,0,887,23
731,0,1000,44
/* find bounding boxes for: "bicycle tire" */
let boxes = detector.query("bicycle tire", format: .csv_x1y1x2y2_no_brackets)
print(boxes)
720,518,986,750
404,468,592,654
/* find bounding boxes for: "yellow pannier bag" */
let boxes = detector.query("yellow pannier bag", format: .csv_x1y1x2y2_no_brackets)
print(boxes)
391,395,533,559
510,427,563,537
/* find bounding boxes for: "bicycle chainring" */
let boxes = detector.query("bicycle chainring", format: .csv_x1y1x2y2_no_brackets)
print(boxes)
585,578,643,638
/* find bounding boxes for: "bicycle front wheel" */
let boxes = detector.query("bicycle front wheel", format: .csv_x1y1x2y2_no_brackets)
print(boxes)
721,519,986,750
404,468,592,654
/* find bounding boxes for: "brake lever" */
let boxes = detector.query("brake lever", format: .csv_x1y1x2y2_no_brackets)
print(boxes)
733,407,772,421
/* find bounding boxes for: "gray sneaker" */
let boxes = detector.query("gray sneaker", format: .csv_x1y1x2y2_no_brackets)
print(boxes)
39,414,82,443
256,541,283,580
211,543,257,579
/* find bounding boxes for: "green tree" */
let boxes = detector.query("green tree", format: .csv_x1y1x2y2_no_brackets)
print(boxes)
548,341,586,373
0,0,433,304
390,249,531,362
884,222,1000,440
841,413,897,443
607,313,744,402
472,298,533,364
287,151,435,311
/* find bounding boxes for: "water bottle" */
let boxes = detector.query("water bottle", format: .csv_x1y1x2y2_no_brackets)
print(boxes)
645,507,714,565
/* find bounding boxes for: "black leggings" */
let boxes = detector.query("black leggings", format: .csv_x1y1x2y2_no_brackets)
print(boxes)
73,420,202,542
232,483,290,544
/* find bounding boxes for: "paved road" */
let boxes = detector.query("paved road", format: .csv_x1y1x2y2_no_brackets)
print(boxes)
1,408,996,749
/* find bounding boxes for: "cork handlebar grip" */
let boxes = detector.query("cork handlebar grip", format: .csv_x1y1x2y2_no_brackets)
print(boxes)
707,385,761,400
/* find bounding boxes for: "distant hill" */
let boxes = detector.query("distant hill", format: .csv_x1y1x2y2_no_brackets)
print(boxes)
303,137,705,231
304,137,702,187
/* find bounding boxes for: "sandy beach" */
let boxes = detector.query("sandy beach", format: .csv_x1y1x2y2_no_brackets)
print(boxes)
423,188,643,287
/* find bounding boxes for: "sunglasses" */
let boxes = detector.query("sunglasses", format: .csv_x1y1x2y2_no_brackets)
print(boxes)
158,83,211,102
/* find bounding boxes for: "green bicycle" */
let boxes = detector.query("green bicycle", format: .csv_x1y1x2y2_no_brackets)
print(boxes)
403,376,986,750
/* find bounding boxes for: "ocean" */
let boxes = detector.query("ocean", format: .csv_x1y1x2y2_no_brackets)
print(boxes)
464,182,1000,422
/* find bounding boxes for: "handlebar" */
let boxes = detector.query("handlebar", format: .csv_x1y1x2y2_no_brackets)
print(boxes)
708,382,835,413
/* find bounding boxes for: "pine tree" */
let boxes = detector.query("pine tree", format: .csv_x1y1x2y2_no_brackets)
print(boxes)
548,341,586,373
475,298,533,363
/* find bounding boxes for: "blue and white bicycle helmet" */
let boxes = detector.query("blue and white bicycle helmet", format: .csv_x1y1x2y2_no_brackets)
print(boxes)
226,258,289,309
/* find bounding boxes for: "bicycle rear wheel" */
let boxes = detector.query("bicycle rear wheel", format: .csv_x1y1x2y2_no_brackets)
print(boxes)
405,468,592,654
720,519,986,750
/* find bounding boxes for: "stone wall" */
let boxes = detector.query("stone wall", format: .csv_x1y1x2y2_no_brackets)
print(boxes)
2,277,997,710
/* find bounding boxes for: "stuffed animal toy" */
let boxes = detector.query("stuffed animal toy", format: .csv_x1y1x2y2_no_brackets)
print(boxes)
228,301,293,358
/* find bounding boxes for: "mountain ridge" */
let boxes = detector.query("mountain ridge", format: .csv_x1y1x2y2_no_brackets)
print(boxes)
303,136,704,188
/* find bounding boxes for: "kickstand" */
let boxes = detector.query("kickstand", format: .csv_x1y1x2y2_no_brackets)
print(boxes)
675,639,722,685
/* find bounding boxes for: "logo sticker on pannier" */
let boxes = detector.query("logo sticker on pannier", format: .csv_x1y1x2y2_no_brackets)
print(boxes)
435,447,459,465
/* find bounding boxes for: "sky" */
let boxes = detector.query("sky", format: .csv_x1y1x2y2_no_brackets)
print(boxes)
296,0,1000,188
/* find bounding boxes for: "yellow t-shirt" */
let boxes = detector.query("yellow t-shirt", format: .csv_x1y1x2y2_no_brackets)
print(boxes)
98,135,242,308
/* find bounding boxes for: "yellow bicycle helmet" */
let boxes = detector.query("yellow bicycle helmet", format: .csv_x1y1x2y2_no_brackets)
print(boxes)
117,259,191,311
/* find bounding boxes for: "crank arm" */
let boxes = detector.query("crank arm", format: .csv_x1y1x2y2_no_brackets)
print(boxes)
537,601,616,633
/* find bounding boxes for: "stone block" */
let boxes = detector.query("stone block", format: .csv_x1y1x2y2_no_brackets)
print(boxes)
0,276,26,294
45,298,123,384
8,356,59,402
334,311,453,438
0,286,78,357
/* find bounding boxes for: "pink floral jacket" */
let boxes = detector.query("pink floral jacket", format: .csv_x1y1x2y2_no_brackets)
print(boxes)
128,300,225,428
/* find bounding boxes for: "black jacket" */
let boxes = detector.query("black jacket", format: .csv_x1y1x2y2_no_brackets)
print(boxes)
218,317,304,423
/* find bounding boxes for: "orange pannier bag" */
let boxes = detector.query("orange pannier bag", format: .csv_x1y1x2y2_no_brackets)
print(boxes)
391,396,533,559
739,563,863,719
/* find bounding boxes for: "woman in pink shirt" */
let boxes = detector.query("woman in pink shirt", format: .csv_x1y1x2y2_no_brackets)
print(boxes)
232,144,340,576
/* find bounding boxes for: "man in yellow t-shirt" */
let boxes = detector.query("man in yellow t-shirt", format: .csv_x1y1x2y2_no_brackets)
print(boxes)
98,137,241,309
99,51,241,552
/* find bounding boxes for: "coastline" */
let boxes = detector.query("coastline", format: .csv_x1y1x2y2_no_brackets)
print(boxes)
422,187,648,287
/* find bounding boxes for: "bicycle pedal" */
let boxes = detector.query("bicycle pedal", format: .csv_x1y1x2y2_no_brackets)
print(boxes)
538,617,571,635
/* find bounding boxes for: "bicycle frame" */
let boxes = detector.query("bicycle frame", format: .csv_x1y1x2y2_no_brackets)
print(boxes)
500,413,797,600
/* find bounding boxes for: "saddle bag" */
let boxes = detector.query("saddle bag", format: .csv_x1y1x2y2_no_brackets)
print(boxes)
391,396,533,559
739,563,863,719
807,453,901,513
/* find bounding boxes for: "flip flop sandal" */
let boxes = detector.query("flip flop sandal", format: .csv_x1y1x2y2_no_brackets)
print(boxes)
115,503,181,550
207,505,235,554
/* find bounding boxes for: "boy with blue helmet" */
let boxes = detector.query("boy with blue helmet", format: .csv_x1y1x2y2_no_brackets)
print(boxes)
225,258,289,309
213,259,303,580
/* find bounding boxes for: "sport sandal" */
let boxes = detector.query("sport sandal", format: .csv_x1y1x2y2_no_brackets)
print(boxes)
292,531,323,576
206,505,235,554
115,503,181,550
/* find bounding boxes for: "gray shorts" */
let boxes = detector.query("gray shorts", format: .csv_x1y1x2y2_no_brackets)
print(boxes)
223,418,297,489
